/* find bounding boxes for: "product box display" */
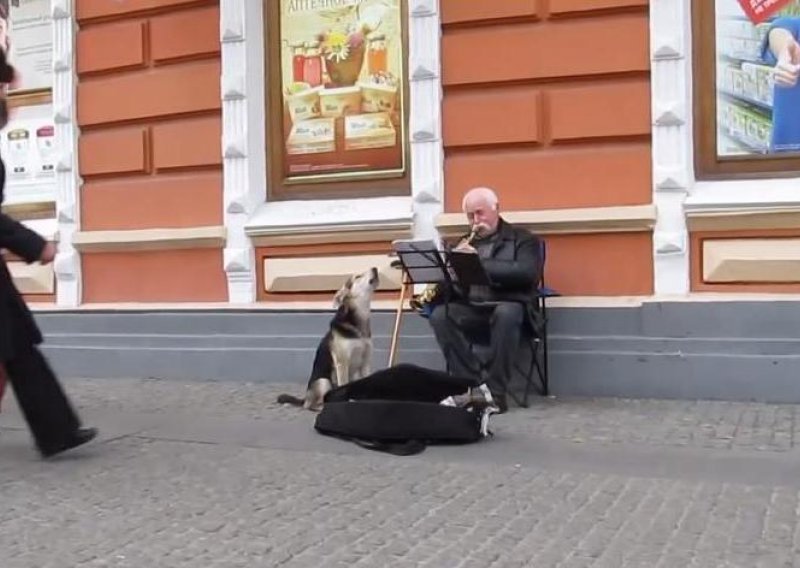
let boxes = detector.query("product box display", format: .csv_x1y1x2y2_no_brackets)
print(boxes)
286,117,336,155
358,81,398,113
319,86,362,118
344,112,397,150
719,99,771,152
285,83,322,123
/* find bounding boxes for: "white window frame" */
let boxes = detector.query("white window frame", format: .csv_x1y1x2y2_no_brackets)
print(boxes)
219,0,445,303
651,0,800,295
53,0,81,307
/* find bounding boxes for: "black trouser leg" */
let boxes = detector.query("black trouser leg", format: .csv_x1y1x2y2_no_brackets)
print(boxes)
429,303,487,381
487,303,525,399
5,344,81,453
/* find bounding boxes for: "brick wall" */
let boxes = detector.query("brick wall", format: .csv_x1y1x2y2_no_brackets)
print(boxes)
440,0,653,296
75,0,226,303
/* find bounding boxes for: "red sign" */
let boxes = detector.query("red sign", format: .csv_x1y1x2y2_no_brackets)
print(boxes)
737,0,794,23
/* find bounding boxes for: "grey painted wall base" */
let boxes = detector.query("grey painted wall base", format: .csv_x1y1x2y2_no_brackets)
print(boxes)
33,300,800,403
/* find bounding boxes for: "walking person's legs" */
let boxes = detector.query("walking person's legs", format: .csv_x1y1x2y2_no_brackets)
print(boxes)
5,344,96,457
0,364,6,413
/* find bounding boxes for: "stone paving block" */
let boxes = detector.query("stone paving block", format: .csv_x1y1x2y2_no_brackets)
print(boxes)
4,378,800,565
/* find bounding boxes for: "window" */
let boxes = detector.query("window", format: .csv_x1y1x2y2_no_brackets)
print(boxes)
0,0,55,205
693,0,800,179
264,0,411,200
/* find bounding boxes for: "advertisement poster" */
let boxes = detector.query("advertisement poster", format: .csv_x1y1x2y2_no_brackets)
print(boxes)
716,0,800,156
0,102,56,204
737,0,794,24
278,0,406,183
0,0,53,93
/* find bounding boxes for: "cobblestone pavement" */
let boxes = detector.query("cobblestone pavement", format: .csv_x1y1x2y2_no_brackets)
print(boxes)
2,377,800,567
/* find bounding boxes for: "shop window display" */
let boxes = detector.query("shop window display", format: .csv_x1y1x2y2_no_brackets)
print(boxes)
694,0,800,178
265,0,411,200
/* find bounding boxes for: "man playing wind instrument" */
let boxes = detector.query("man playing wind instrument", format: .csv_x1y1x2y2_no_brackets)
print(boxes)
427,187,542,414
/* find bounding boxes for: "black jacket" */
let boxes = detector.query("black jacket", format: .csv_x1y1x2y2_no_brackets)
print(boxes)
457,218,541,304
0,158,46,361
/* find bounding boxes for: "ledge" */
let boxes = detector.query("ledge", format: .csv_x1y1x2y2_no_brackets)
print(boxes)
26,293,800,313
72,226,226,253
244,196,413,243
686,178,800,212
436,204,658,236
686,206,800,232
252,226,412,247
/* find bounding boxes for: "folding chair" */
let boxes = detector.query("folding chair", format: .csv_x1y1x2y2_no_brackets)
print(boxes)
534,239,560,397
511,239,558,405
420,238,558,408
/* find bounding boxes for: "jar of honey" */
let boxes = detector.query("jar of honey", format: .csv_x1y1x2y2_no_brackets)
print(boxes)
367,33,387,75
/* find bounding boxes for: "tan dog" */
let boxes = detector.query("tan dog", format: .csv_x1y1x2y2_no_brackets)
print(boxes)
277,267,380,411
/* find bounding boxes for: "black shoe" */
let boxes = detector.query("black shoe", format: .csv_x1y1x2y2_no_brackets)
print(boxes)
463,384,498,412
40,427,98,458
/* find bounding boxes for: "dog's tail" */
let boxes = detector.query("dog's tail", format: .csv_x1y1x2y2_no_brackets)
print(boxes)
276,393,306,406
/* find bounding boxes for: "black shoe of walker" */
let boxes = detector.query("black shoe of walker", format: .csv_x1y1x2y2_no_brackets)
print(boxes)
40,427,98,458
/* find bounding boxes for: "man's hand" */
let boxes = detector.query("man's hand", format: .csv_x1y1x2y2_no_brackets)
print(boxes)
774,37,800,88
453,241,476,254
39,242,56,264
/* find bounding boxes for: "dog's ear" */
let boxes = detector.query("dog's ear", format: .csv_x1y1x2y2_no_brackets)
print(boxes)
332,276,353,308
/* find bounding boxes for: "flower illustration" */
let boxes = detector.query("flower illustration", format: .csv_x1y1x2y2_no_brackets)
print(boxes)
323,30,351,62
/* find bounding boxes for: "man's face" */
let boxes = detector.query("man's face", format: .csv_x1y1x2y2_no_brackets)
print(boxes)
464,197,500,237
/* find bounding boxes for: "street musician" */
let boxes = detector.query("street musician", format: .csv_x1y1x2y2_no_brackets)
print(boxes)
426,187,542,413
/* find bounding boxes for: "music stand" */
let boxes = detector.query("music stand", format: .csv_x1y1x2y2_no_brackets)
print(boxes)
447,250,492,287
388,239,453,366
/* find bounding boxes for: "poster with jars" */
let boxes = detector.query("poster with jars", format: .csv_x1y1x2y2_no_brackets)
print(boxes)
0,102,56,204
716,0,800,156
278,0,406,183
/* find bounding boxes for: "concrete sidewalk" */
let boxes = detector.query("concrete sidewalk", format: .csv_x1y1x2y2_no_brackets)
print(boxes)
2,377,800,567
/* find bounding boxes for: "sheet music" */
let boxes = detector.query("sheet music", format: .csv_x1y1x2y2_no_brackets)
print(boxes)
391,239,450,284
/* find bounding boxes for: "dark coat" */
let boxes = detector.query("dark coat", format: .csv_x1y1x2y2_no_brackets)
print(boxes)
457,217,542,304
0,158,46,362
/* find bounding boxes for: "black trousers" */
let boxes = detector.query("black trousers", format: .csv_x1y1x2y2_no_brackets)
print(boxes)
4,343,81,453
428,301,525,399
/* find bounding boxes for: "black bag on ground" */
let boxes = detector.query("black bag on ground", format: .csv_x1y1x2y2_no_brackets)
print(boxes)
314,363,491,456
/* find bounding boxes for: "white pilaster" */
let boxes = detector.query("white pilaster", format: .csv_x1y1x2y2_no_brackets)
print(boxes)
650,0,693,295
408,0,444,242
220,0,267,303
52,0,81,307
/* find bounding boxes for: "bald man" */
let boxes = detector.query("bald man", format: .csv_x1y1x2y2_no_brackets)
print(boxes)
428,187,541,413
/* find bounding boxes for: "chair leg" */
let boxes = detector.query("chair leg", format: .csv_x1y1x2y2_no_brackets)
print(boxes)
541,299,550,397
508,336,539,408
531,341,547,397
523,342,536,406
542,330,549,397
